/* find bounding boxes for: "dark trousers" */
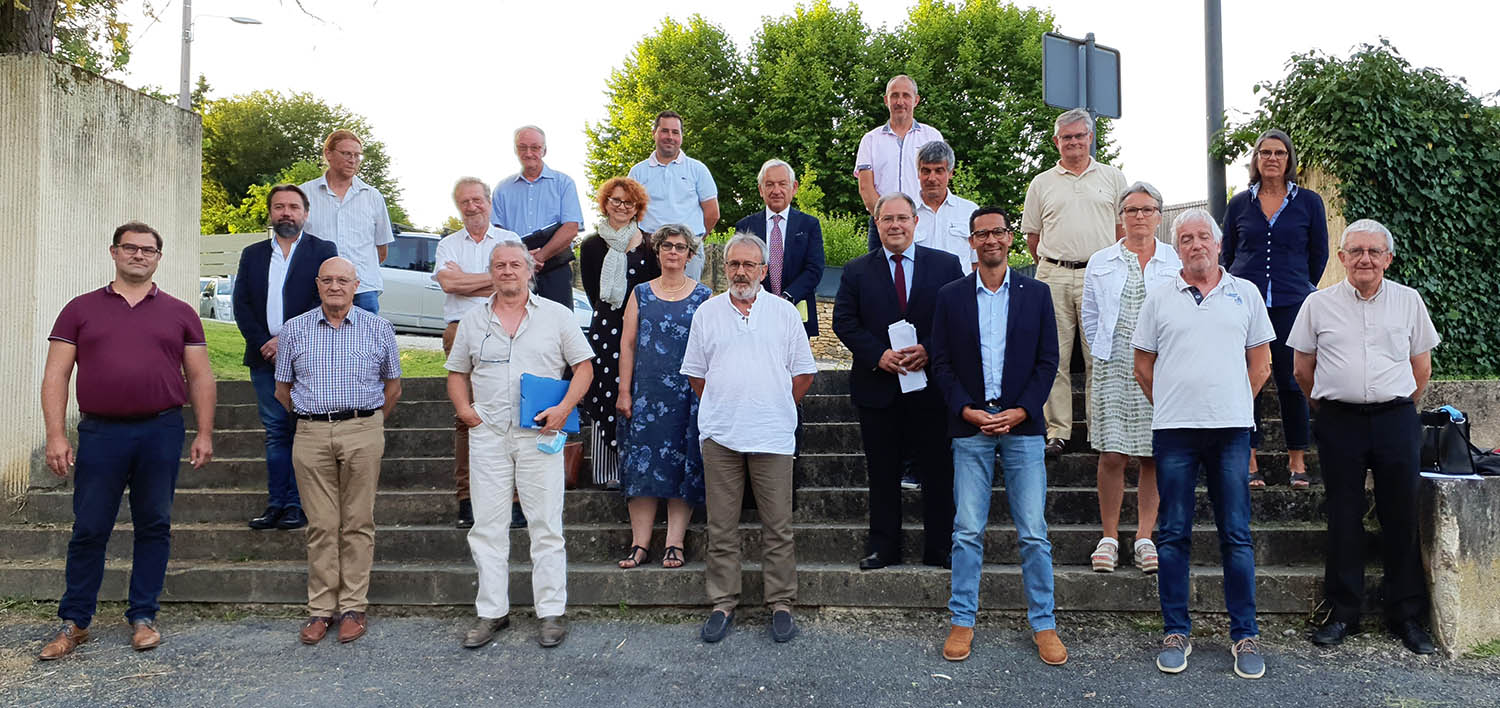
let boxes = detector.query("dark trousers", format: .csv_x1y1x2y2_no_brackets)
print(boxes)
866,216,881,252
534,266,574,310
60,410,184,628
1254,304,1310,450
1315,399,1427,625
858,398,953,564
250,366,299,508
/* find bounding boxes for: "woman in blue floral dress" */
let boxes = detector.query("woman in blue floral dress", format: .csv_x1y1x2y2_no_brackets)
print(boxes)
614,224,710,569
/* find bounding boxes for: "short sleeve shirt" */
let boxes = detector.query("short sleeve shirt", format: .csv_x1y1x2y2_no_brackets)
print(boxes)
628,151,718,237
1132,269,1276,429
431,226,522,322
1286,279,1440,403
48,285,206,417
275,306,402,414
1020,159,1128,261
853,122,944,202
490,165,585,236
301,174,395,294
915,191,980,275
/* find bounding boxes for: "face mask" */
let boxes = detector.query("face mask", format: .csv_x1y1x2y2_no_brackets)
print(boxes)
536,431,566,455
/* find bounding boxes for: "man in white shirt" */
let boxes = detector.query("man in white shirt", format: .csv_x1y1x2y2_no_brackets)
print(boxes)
855,74,945,250
912,140,980,275
628,110,720,280
433,178,522,528
301,130,395,315
682,233,817,645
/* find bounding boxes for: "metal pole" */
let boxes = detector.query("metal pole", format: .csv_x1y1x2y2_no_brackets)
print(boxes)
178,0,193,110
1204,0,1226,220
1085,32,1098,158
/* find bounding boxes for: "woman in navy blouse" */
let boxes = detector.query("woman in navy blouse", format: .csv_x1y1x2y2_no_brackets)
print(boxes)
1221,129,1328,490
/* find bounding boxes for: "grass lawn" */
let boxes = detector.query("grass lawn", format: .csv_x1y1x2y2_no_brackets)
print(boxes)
202,319,449,381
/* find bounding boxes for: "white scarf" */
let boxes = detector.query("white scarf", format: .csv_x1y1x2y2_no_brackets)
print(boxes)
597,220,636,309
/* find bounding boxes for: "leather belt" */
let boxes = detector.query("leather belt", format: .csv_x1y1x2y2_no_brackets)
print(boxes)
984,399,1005,409
296,409,379,422
1040,256,1088,269
1319,397,1412,415
82,407,181,424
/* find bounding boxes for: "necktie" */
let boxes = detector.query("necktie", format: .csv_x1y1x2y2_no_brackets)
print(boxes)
768,214,785,296
892,253,907,313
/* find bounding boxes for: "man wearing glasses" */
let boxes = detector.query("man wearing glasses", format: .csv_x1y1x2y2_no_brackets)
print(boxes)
40,222,216,659
1288,219,1439,655
301,130,395,314
491,125,583,309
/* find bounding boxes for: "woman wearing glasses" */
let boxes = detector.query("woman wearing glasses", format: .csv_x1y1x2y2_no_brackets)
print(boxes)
614,225,711,569
578,178,660,491
1080,182,1181,574
1221,130,1329,490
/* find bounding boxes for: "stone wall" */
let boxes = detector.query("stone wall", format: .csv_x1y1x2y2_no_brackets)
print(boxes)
1422,477,1500,656
0,54,202,496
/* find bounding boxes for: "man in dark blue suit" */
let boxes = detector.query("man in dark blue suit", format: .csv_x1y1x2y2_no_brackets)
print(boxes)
929,206,1067,666
734,159,825,337
834,193,962,571
233,184,339,531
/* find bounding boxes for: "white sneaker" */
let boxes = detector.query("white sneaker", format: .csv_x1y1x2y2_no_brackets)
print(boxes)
1091,537,1118,572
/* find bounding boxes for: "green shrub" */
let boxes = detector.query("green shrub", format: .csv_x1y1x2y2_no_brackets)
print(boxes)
819,212,868,267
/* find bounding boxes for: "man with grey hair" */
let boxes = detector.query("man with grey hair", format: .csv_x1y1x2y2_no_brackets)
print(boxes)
682,232,817,644
1131,207,1274,679
1288,219,1439,655
734,159,825,337
913,140,981,274
855,74,945,250
1022,108,1129,458
492,125,584,309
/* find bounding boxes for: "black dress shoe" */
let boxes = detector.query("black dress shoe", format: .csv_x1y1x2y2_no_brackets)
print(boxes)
1045,438,1067,458
1311,619,1357,646
1391,619,1436,655
276,506,308,529
249,506,283,530
510,501,528,529
859,553,896,570
923,555,953,570
457,499,474,529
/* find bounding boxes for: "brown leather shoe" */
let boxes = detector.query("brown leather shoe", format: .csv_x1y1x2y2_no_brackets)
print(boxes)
299,616,334,645
943,624,973,661
1035,629,1068,665
130,619,161,651
337,611,368,643
39,621,89,660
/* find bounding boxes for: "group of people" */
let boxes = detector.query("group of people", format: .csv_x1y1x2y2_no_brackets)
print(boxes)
35,73,1442,680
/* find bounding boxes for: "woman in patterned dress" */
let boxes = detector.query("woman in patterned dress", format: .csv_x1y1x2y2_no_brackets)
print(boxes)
614,224,710,569
1080,181,1182,574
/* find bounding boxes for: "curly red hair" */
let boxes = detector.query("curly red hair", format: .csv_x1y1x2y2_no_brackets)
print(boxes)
595,177,649,220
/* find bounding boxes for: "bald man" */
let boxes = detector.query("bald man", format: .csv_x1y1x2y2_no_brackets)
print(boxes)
276,257,403,645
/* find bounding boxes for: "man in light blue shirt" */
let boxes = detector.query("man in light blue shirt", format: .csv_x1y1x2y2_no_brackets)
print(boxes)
300,130,394,315
491,125,583,310
627,110,720,280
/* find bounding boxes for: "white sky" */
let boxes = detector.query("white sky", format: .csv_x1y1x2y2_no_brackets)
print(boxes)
116,0,1500,231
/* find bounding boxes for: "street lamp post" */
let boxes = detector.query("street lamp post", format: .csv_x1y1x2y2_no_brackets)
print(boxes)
178,0,261,110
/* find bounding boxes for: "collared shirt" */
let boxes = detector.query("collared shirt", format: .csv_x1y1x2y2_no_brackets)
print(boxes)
764,206,792,244
853,121,945,202
976,270,1012,401
1080,239,1183,361
490,164,585,236
1131,268,1275,429
444,293,593,433
1221,182,1329,309
275,306,401,414
48,284,205,417
1020,158,1128,261
1286,278,1440,404
431,226,522,322
680,293,817,455
266,234,302,337
915,190,980,275
882,243,915,296
627,151,718,236
300,174,395,294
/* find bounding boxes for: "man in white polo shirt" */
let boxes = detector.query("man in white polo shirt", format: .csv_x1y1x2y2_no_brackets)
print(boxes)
1132,207,1273,680
855,74,945,251
301,129,395,315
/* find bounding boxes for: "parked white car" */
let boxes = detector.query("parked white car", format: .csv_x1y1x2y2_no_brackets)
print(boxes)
198,276,235,322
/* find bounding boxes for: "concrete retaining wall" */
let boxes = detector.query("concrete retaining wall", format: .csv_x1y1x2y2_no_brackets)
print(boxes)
1422,476,1500,656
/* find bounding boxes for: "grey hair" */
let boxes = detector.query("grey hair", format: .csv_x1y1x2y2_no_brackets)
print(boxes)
1247,129,1297,186
756,159,796,185
513,125,546,144
489,240,537,287
874,192,917,220
651,223,699,257
451,176,491,204
1171,207,1223,244
1118,181,1163,212
916,140,955,170
1341,218,1396,254
1054,108,1093,136
723,231,769,264
885,74,918,96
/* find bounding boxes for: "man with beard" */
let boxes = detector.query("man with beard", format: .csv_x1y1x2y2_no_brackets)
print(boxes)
233,184,339,530
682,233,817,644
445,241,593,650
628,111,719,280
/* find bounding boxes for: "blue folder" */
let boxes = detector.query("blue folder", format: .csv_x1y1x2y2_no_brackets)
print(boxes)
518,373,580,434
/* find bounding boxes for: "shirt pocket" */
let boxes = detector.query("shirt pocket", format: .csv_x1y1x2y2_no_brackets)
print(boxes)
1383,325,1412,358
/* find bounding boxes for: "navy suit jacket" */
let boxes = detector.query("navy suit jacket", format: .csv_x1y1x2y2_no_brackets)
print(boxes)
929,270,1059,438
833,244,963,409
735,207,825,336
232,233,339,369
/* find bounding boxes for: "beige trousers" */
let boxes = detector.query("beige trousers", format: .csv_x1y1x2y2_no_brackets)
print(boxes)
701,438,796,612
292,412,384,615
1036,260,1092,442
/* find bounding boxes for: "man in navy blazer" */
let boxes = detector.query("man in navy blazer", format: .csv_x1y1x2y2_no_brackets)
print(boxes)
233,184,339,531
834,193,963,571
929,205,1067,667
734,159,825,337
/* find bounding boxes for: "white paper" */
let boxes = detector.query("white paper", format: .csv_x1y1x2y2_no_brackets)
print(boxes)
1420,470,1484,481
887,320,927,393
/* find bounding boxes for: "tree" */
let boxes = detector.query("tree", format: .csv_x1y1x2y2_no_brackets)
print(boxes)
203,159,325,234
1,0,138,76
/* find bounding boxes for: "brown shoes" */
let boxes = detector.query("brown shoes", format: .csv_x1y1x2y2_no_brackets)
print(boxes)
130,619,161,651
337,611,368,643
299,616,335,645
942,624,973,661
1035,629,1068,665
39,621,89,660
300,612,368,644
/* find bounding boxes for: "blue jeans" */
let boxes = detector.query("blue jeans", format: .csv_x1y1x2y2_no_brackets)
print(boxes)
250,366,299,508
1153,427,1258,641
60,410,184,627
352,291,381,314
950,430,1055,631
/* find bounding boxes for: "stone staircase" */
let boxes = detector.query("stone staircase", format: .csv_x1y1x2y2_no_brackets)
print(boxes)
1,372,1371,614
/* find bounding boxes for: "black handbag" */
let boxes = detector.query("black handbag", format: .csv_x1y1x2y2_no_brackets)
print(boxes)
521,223,576,275
1421,406,1477,475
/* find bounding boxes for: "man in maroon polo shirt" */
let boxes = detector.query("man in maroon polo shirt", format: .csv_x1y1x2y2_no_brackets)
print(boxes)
37,222,216,660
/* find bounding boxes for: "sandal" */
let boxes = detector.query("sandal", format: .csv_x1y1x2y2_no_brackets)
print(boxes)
618,545,649,569
1248,472,1266,490
1289,472,1311,490
662,546,685,569
1090,538,1118,573
1134,539,1159,575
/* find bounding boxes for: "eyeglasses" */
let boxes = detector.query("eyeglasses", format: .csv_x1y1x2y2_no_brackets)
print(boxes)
114,243,161,257
1122,206,1161,217
1257,149,1289,160
477,331,510,364
725,260,764,271
1057,130,1091,143
332,149,363,161
605,196,637,209
317,276,355,286
658,242,690,253
877,214,914,225
969,228,1013,241
1342,247,1390,260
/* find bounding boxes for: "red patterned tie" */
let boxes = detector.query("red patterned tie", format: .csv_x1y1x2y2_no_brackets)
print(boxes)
892,253,907,313
768,214,784,296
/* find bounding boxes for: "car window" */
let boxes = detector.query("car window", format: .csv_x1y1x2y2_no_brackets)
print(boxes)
217,277,233,295
384,236,437,272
